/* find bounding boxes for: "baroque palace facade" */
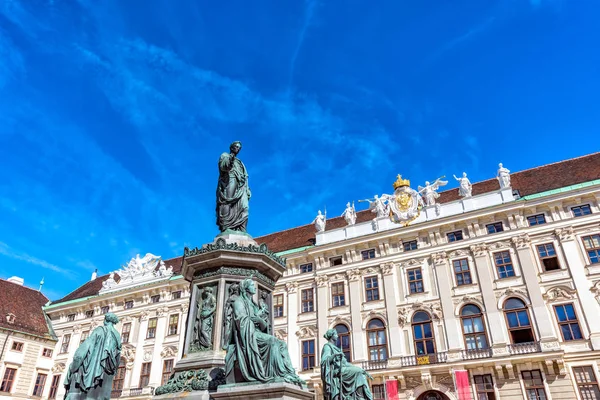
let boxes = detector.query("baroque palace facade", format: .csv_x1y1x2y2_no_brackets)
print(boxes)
5,152,600,400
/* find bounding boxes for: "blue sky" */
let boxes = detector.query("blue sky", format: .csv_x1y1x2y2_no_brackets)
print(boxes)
1,0,599,300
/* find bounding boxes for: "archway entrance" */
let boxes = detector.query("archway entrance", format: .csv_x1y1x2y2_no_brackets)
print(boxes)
417,390,451,400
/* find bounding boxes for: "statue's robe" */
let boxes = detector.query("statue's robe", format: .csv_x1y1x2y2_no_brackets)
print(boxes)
64,325,121,399
216,153,250,232
320,342,373,400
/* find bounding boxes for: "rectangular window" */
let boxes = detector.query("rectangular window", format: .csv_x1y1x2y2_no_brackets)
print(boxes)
300,263,313,273
521,370,547,400
124,300,134,309
407,268,424,294
42,348,53,358
486,222,504,234
573,366,600,400
365,276,380,301
151,295,160,303
331,282,345,307
32,373,47,396
11,341,23,352
361,249,376,260
583,235,600,264
473,374,496,400
403,240,418,251
147,318,158,339
554,304,583,341
447,230,464,242
172,291,182,299
453,259,472,286
527,214,546,226
140,362,151,387
537,243,560,272
273,294,284,317
301,340,315,370
121,323,131,343
101,306,109,314
493,251,515,279
301,289,314,313
168,314,179,336
572,204,592,217
329,256,343,267
162,359,174,385
60,334,71,354
85,310,94,318
0,367,16,392
372,384,386,400
49,375,60,399
67,314,75,322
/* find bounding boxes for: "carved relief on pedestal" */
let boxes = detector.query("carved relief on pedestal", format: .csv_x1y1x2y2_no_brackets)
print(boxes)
315,274,330,287
543,285,577,302
190,284,217,353
470,243,489,257
511,234,531,249
295,325,317,339
554,226,575,242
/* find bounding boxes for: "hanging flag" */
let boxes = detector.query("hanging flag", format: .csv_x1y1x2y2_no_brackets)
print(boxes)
386,379,399,400
454,370,473,400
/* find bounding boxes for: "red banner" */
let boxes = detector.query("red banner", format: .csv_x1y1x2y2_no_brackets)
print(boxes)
454,370,473,400
386,379,399,400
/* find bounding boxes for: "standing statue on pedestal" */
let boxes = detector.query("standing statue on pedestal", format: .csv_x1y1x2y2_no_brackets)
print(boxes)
496,163,511,189
63,313,121,400
194,287,217,350
224,278,304,385
312,210,327,233
217,141,251,233
341,202,357,226
321,329,373,400
418,177,448,206
453,172,472,198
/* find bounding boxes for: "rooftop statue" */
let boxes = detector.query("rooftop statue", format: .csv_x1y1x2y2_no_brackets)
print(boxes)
497,163,511,189
341,202,357,226
223,278,304,385
312,210,327,233
418,177,448,207
217,141,251,233
453,172,472,198
359,194,390,219
64,313,122,400
321,329,373,400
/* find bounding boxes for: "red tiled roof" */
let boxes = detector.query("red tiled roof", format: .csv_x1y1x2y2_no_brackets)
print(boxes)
0,279,55,339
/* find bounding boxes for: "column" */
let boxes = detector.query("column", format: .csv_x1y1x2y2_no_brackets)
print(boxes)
130,314,149,388
555,226,600,349
380,263,404,357
511,234,558,345
315,275,330,352
285,282,300,369
431,253,463,353
150,312,167,386
347,269,367,361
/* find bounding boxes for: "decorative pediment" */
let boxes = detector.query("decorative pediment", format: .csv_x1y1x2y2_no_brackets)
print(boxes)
346,269,361,281
52,362,66,373
554,226,575,242
379,263,395,276
315,275,329,287
452,294,484,307
431,252,448,265
100,253,174,293
449,249,469,258
5,313,15,324
496,287,528,300
470,244,488,257
329,315,351,328
157,306,169,317
544,286,576,302
400,258,424,269
361,267,379,276
590,281,600,304
511,234,531,249
161,345,178,358
295,325,317,339
488,241,512,251
398,301,442,326
275,329,288,341
285,282,298,293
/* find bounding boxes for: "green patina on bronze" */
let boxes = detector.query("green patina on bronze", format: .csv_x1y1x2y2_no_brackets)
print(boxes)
184,238,286,267
189,284,217,353
192,265,276,287
216,141,251,233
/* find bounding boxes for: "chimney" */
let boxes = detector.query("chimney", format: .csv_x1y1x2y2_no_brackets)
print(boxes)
7,276,24,286
91,269,98,281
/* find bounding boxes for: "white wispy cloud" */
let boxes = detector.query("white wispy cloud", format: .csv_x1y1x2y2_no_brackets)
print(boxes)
0,241,74,276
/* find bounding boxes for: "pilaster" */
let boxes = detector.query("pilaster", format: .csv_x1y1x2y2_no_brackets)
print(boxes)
380,263,404,357
315,275,330,352
430,252,463,352
347,269,366,361
286,282,300,369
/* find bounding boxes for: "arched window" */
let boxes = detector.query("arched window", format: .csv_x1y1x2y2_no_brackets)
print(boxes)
503,298,535,344
366,319,388,361
334,324,351,362
412,311,435,355
461,304,489,350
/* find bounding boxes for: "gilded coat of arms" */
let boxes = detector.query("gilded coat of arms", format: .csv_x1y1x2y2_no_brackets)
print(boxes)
388,175,424,226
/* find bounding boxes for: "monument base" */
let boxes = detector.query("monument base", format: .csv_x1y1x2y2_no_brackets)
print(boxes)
153,390,210,400
212,382,315,400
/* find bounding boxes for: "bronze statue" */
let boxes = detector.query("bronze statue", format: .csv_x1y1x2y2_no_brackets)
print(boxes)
216,141,251,233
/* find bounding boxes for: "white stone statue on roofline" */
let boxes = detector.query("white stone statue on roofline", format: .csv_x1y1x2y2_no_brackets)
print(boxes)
312,210,327,233
497,163,511,189
341,202,357,226
359,194,390,219
418,177,448,206
453,172,472,198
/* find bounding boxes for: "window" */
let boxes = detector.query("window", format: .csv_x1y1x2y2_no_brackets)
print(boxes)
299,263,313,273
101,306,109,314
412,311,435,355
140,362,152,387
365,276,380,301
168,314,179,336
447,230,464,242
301,289,314,313
151,295,160,303
331,282,345,307
572,204,592,217
335,324,351,362
301,340,315,370
367,319,388,361
162,359,174,385
573,366,600,400
273,294,284,317
32,373,47,396
11,341,23,352
537,243,560,272
554,304,583,341
486,222,504,234
361,249,376,260
60,334,71,354
407,268,424,294
583,235,600,264
503,298,535,344
147,318,158,339
42,348,53,358
112,359,126,391
461,305,488,350
124,300,134,309
372,384,386,400
403,240,418,251
329,256,343,267
0,367,16,392
49,375,60,399
85,310,94,318
527,214,546,226
172,291,182,299
521,370,547,400
473,374,496,400
67,314,75,322
453,259,472,286
493,251,515,279
121,323,131,343
80,331,89,344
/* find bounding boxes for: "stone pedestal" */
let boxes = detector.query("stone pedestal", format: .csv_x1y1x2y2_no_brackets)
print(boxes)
212,382,315,400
